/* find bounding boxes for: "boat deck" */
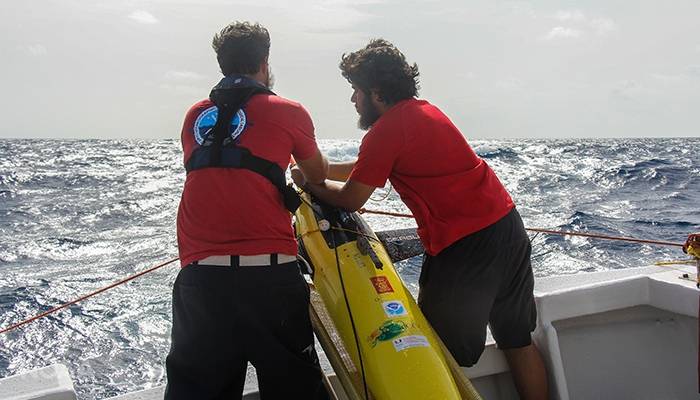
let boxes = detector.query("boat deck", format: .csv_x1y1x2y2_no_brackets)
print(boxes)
2,263,697,400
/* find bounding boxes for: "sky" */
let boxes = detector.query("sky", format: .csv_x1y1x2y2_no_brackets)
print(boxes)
1,0,699,139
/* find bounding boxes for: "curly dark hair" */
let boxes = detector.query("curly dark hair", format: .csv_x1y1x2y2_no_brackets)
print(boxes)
339,39,420,104
212,21,270,76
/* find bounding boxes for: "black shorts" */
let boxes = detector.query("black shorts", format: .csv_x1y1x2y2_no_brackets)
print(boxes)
418,208,537,367
164,262,328,400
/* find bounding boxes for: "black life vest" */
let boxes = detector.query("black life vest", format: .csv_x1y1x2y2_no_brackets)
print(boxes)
185,76,302,213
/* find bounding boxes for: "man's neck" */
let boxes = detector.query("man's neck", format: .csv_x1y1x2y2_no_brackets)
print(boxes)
375,100,396,116
244,69,268,88
243,73,265,86
220,73,267,90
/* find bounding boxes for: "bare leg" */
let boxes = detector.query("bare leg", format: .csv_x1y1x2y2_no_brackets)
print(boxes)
502,343,548,400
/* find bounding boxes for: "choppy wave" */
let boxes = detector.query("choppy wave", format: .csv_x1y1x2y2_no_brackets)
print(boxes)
0,137,698,397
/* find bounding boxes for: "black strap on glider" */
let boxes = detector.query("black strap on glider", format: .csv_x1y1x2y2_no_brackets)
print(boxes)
185,78,302,213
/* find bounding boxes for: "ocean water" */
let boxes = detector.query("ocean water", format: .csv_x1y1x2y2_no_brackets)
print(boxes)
0,137,698,398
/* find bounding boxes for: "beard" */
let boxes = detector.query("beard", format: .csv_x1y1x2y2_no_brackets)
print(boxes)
264,66,275,90
357,94,381,130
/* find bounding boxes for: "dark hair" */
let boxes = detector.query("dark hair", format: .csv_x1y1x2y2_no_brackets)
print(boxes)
339,39,420,104
212,21,270,76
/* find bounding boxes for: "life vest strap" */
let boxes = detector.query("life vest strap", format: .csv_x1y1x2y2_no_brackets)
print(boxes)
185,146,301,213
184,79,302,213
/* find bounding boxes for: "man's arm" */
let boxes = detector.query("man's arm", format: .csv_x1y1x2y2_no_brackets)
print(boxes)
328,161,356,182
302,178,375,212
295,150,329,184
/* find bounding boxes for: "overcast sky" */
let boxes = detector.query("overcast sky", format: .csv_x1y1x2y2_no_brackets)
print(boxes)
1,1,699,139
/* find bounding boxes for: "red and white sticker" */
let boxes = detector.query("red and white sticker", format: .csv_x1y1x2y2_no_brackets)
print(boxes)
370,276,394,294
392,335,430,352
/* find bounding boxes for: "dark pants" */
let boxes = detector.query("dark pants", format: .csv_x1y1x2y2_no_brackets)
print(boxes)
418,208,537,367
164,262,328,400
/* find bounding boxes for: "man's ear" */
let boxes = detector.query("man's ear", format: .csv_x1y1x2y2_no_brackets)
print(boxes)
370,89,388,113
260,57,269,74
370,89,383,104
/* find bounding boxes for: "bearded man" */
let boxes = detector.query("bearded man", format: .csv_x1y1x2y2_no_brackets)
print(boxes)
292,39,548,400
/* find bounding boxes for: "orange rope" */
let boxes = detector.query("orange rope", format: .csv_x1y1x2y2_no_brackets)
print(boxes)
358,207,685,248
0,206,686,336
0,257,179,335
358,208,413,218
525,228,684,247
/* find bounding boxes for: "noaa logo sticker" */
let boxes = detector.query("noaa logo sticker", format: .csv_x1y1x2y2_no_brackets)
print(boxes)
193,105,247,145
382,300,407,317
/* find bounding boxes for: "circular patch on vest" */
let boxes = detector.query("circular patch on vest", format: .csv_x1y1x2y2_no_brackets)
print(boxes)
193,105,247,145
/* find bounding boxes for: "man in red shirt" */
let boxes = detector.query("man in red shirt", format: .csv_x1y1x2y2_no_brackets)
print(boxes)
165,22,329,399
293,39,547,399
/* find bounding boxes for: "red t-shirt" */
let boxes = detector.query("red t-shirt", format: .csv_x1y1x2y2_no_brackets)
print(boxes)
177,94,319,267
349,98,514,256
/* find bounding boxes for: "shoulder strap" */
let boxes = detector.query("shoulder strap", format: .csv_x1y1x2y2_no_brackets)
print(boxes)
208,86,267,166
185,82,301,213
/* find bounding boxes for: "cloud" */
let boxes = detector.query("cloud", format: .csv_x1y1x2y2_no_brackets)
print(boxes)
687,65,700,78
495,77,524,91
496,2,537,18
164,71,206,81
545,11,616,41
160,71,208,95
159,83,202,96
555,10,585,22
141,0,381,32
650,73,685,83
25,44,48,56
611,80,650,101
649,65,700,82
591,18,616,35
544,26,583,40
129,10,159,24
